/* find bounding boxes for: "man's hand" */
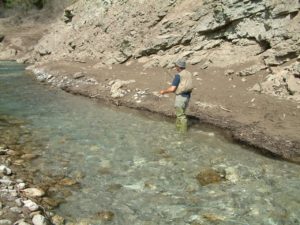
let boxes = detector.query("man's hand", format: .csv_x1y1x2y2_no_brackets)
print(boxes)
160,90,165,95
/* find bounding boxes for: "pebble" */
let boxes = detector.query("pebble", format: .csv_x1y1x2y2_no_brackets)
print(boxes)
0,165,12,175
0,178,13,185
22,188,45,197
0,220,12,225
51,215,65,225
16,183,26,190
0,149,7,155
10,206,22,213
15,198,23,207
32,214,48,225
15,221,31,225
23,200,39,212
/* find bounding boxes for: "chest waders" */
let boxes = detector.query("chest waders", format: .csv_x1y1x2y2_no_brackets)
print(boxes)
175,95,190,133
174,70,193,133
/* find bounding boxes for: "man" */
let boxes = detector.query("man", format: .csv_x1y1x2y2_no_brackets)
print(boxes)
160,60,193,133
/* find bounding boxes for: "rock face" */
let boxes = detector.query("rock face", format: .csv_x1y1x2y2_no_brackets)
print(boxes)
25,0,299,68
1,0,300,102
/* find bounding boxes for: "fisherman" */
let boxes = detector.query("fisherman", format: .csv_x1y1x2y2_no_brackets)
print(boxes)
160,60,193,133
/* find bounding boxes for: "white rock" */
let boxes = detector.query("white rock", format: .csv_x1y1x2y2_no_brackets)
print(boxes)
15,198,23,207
225,167,239,183
23,200,39,211
32,214,48,225
10,206,22,213
22,188,45,197
16,183,26,190
15,221,30,225
0,165,12,175
0,178,12,185
0,220,12,225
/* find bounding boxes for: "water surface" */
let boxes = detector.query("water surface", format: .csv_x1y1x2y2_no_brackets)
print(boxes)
0,61,299,225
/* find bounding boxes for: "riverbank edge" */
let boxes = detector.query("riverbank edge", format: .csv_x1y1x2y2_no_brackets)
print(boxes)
26,65,300,164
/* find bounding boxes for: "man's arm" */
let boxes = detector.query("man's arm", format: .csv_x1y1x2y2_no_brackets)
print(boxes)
160,86,177,94
160,74,180,95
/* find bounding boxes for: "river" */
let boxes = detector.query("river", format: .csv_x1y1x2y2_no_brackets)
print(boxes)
0,61,299,225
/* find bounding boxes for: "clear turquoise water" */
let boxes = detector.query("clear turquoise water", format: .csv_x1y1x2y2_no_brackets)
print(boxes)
0,61,299,225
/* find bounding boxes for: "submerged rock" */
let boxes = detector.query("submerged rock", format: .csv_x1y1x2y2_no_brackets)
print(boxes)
58,178,78,186
96,211,115,221
195,168,224,186
51,215,65,225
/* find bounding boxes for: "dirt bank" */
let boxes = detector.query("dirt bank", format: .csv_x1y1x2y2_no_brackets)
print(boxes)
27,60,300,163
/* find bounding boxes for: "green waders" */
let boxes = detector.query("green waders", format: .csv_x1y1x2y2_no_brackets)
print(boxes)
174,95,190,133
175,107,188,133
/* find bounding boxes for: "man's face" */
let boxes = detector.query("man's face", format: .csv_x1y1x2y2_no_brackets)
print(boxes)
175,65,180,72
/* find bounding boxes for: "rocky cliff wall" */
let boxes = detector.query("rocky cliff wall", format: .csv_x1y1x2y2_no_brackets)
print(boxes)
1,0,300,101
26,0,300,66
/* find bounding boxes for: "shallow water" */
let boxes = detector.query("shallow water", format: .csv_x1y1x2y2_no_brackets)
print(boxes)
0,61,299,225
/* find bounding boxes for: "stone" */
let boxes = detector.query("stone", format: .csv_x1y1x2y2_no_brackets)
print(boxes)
249,83,262,93
287,75,300,95
0,178,12,185
23,200,39,212
0,35,4,42
238,65,266,76
22,188,45,197
32,214,48,225
202,213,224,222
96,211,115,221
51,215,65,225
73,72,85,79
0,220,12,225
225,167,239,183
0,148,7,155
225,69,234,76
58,178,78,186
0,165,12,175
16,183,26,190
196,168,224,186
10,206,22,213
42,197,61,208
110,79,135,98
15,198,23,207
21,154,39,160
15,221,31,225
